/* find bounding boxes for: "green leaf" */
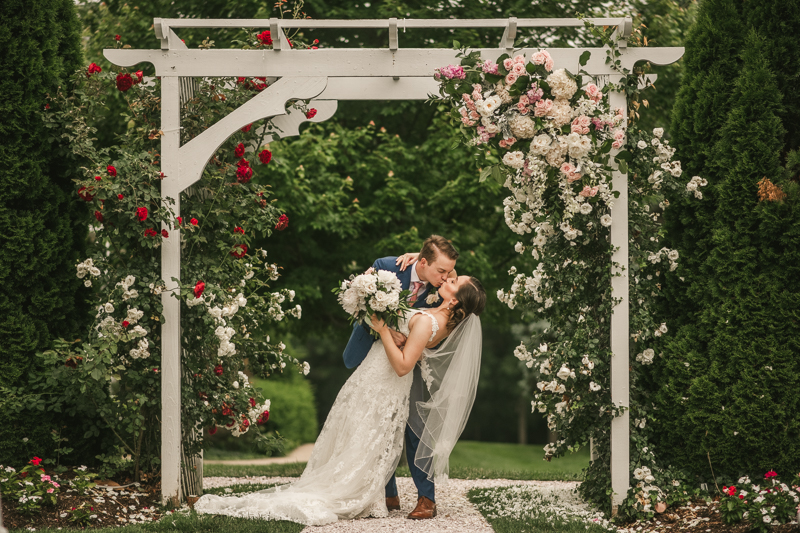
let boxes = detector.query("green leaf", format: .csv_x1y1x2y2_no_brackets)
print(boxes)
91,368,103,381
491,166,504,184
579,50,591,67
453,40,461,49
618,160,628,174
615,150,633,162
479,166,493,183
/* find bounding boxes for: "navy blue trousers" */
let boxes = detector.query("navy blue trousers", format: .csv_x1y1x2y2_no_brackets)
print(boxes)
385,425,435,502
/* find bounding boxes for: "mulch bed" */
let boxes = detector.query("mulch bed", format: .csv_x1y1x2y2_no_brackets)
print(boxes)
1,479,164,530
619,499,800,533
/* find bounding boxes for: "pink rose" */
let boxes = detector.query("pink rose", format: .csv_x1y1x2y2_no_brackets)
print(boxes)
530,50,549,65
505,72,518,85
472,83,483,100
469,110,480,120
571,115,591,135
512,63,526,76
513,54,526,65
579,186,599,197
503,58,514,70
481,60,498,74
517,102,529,114
47,488,55,494
527,86,543,103
612,140,623,149
560,162,576,175
545,57,554,71
534,99,553,117
585,83,602,102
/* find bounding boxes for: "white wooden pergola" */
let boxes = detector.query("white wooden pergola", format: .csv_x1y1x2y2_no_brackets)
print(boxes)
104,16,683,512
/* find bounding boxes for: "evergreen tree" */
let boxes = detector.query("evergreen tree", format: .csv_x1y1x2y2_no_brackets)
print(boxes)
0,0,88,464
655,28,800,476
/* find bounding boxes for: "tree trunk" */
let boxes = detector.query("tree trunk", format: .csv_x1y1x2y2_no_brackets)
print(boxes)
517,397,528,445
181,431,203,499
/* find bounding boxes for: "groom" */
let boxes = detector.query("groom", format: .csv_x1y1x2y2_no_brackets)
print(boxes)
342,235,458,520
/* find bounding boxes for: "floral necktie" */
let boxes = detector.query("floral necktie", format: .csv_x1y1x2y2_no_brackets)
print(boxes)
408,281,424,304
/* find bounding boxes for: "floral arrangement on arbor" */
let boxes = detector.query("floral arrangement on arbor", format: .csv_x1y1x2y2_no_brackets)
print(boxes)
32,34,310,482
435,41,707,517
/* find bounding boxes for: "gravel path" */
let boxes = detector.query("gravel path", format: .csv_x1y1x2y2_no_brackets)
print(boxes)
203,475,579,532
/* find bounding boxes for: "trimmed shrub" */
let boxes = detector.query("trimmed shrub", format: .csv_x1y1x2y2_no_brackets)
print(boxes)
0,0,89,466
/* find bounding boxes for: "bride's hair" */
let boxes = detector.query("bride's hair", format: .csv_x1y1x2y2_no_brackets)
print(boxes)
446,277,486,332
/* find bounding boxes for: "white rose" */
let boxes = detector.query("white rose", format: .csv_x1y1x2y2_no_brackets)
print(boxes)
104,303,115,313
653,128,664,138
589,382,601,391
302,361,310,375
580,203,592,215
600,214,612,227
556,366,571,380
232,381,239,389
637,140,647,149
530,134,552,156
502,151,526,169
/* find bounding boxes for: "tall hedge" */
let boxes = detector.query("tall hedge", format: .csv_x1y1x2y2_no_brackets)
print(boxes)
0,0,88,465
655,3,800,478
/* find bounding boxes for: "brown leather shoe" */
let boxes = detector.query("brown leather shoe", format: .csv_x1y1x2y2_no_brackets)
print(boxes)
386,496,401,511
407,496,437,519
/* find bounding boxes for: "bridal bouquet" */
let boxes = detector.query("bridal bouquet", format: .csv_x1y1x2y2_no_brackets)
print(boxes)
334,268,410,337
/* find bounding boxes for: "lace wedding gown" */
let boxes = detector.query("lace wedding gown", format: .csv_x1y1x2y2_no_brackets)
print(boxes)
194,310,439,526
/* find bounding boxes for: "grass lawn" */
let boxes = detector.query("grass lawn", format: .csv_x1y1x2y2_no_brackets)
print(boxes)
205,441,588,481
10,513,304,533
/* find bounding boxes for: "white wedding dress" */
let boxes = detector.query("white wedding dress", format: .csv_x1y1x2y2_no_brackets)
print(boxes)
194,310,439,526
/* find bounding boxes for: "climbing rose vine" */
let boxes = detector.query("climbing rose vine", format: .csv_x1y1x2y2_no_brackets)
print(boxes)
436,46,707,517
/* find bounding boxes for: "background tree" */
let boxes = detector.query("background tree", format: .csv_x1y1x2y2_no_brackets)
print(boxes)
655,1,800,478
0,0,92,466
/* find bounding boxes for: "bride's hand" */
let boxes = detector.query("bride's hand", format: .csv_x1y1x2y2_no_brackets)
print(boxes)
395,253,419,271
368,314,388,334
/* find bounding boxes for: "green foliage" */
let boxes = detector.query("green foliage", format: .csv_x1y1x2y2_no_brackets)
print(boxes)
656,8,800,480
0,0,90,467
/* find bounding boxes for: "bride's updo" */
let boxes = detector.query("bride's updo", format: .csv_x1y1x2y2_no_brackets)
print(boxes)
446,277,486,332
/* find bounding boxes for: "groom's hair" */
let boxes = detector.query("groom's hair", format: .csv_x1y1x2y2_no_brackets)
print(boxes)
419,235,459,265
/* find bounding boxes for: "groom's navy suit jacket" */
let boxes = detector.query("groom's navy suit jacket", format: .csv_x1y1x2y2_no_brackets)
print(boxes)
342,256,433,369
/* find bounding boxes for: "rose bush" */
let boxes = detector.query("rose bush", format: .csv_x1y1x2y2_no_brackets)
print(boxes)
28,34,310,481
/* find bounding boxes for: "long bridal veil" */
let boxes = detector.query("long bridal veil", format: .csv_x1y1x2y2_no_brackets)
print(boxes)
408,313,482,485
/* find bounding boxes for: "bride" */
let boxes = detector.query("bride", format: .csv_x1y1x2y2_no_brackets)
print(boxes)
194,274,486,525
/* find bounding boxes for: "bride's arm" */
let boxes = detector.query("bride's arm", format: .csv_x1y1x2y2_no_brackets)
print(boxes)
370,314,432,377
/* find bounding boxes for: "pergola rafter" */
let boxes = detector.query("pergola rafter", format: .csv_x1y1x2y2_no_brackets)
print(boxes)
103,17,683,512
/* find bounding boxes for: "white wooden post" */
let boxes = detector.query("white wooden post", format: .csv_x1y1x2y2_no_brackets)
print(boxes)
608,83,630,513
104,17,684,507
160,76,183,507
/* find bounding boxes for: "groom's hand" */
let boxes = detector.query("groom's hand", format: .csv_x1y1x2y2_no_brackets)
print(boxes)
389,329,407,349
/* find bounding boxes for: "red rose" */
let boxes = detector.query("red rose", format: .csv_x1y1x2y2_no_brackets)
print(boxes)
87,63,102,77
161,229,169,238
107,165,117,177
230,244,248,258
21,472,28,478
305,108,317,119
739,494,744,499
144,228,158,237
190,217,198,226
94,175,102,181
45,103,50,109
249,397,256,407
134,71,143,84
236,162,253,184
765,470,778,479
115,34,121,41
214,365,223,375
242,418,250,428
241,124,252,133
194,280,205,299
94,210,104,223
116,73,134,92
221,407,232,416
252,81,267,92
122,321,130,328
234,143,245,157
234,226,245,235
258,149,272,165
257,410,270,425
136,207,148,221
118,194,124,200
176,216,183,225
77,186,94,201
275,214,289,231
236,77,246,84
153,367,159,373
208,426,217,435
30,457,42,466
257,30,273,45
